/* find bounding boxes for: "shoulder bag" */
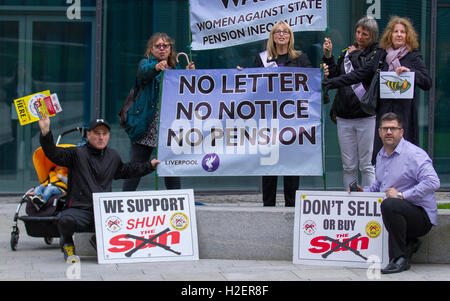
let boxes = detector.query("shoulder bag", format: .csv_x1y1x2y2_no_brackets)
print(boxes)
359,69,379,115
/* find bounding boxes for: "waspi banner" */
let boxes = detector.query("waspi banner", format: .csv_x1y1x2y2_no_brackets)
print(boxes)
190,0,327,50
157,67,323,177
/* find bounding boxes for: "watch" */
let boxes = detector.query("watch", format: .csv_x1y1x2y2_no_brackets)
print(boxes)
397,192,403,199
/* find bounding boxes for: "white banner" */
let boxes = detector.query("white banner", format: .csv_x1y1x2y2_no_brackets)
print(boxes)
189,0,327,50
293,191,389,269
157,67,323,176
93,189,199,264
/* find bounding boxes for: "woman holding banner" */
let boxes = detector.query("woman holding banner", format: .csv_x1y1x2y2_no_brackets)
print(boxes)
323,16,431,164
122,33,195,192
322,16,379,190
254,21,313,207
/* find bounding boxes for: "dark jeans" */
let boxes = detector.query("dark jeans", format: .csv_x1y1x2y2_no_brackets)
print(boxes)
262,176,299,207
122,143,180,191
380,198,432,261
58,208,95,245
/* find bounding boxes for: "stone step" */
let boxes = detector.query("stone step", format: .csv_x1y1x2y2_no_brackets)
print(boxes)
74,205,450,263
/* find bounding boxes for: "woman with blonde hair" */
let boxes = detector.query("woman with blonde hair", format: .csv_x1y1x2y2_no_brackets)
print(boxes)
123,32,195,192
324,16,431,163
254,21,312,207
255,21,310,68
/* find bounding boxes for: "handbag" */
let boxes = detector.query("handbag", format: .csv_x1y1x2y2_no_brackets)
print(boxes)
359,69,379,115
118,79,146,128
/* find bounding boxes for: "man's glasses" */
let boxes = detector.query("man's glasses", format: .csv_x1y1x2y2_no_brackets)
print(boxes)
274,30,290,36
379,127,402,133
153,43,170,50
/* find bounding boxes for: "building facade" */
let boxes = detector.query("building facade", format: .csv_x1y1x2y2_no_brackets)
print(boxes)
0,0,448,194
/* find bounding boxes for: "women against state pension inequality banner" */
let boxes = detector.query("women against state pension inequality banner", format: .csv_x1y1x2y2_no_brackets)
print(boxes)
190,0,327,50
157,67,322,177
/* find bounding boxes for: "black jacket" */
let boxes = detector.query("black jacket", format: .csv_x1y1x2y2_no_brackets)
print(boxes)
322,43,380,119
325,48,431,93
324,48,431,161
254,51,312,68
40,131,155,210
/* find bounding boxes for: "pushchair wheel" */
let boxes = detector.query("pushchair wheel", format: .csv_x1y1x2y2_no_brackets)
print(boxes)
10,231,19,251
44,237,53,245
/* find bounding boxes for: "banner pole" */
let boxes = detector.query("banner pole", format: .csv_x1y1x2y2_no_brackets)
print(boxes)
154,71,165,191
321,3,330,191
187,0,193,61
321,66,327,191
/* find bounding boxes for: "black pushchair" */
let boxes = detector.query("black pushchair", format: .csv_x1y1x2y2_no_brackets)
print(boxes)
10,126,87,251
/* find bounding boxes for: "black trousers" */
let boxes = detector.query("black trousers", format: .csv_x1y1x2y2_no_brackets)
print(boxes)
58,208,95,245
380,198,432,261
262,176,299,207
122,143,180,191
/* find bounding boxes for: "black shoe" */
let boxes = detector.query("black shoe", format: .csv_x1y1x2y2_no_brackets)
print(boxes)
381,256,410,274
32,195,44,210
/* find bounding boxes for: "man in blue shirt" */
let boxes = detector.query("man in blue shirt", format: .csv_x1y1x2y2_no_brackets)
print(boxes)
357,112,440,274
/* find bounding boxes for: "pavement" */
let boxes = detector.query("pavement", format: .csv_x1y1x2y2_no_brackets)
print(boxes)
0,192,449,286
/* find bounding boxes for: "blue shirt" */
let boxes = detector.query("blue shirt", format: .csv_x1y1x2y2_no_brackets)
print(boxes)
364,138,440,225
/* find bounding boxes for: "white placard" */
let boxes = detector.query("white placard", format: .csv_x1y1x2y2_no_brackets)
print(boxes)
379,71,415,99
293,190,389,268
93,189,199,264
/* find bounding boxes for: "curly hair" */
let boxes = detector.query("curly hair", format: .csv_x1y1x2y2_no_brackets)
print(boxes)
144,32,177,68
379,16,419,51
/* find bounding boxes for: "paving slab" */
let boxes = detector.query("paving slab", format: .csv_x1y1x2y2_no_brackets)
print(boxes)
0,194,449,284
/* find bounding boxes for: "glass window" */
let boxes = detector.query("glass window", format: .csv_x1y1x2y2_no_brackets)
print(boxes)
0,4,96,193
104,0,437,192
434,5,450,186
1,0,445,193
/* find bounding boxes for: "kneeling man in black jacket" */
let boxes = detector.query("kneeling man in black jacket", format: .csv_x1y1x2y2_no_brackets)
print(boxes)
38,116,160,261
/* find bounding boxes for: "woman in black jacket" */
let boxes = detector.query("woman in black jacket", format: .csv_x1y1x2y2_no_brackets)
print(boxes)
324,16,431,163
254,20,312,207
322,16,379,189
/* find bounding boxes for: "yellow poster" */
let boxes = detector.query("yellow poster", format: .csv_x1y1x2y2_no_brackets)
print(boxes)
13,90,52,126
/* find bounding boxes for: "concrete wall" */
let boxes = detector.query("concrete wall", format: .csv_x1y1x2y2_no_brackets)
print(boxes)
75,207,450,263
412,210,450,263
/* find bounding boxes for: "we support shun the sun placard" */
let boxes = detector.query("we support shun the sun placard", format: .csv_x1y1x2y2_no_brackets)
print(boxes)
293,191,389,268
93,189,198,264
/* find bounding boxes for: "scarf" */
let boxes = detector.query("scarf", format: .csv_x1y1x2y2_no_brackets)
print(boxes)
386,45,409,71
343,50,366,100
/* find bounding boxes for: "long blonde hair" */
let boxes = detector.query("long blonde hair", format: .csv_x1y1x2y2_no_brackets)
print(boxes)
379,16,419,51
266,21,301,60
144,32,177,68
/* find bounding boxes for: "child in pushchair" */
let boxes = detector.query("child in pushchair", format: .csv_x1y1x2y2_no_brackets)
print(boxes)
30,165,68,209
10,127,86,251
